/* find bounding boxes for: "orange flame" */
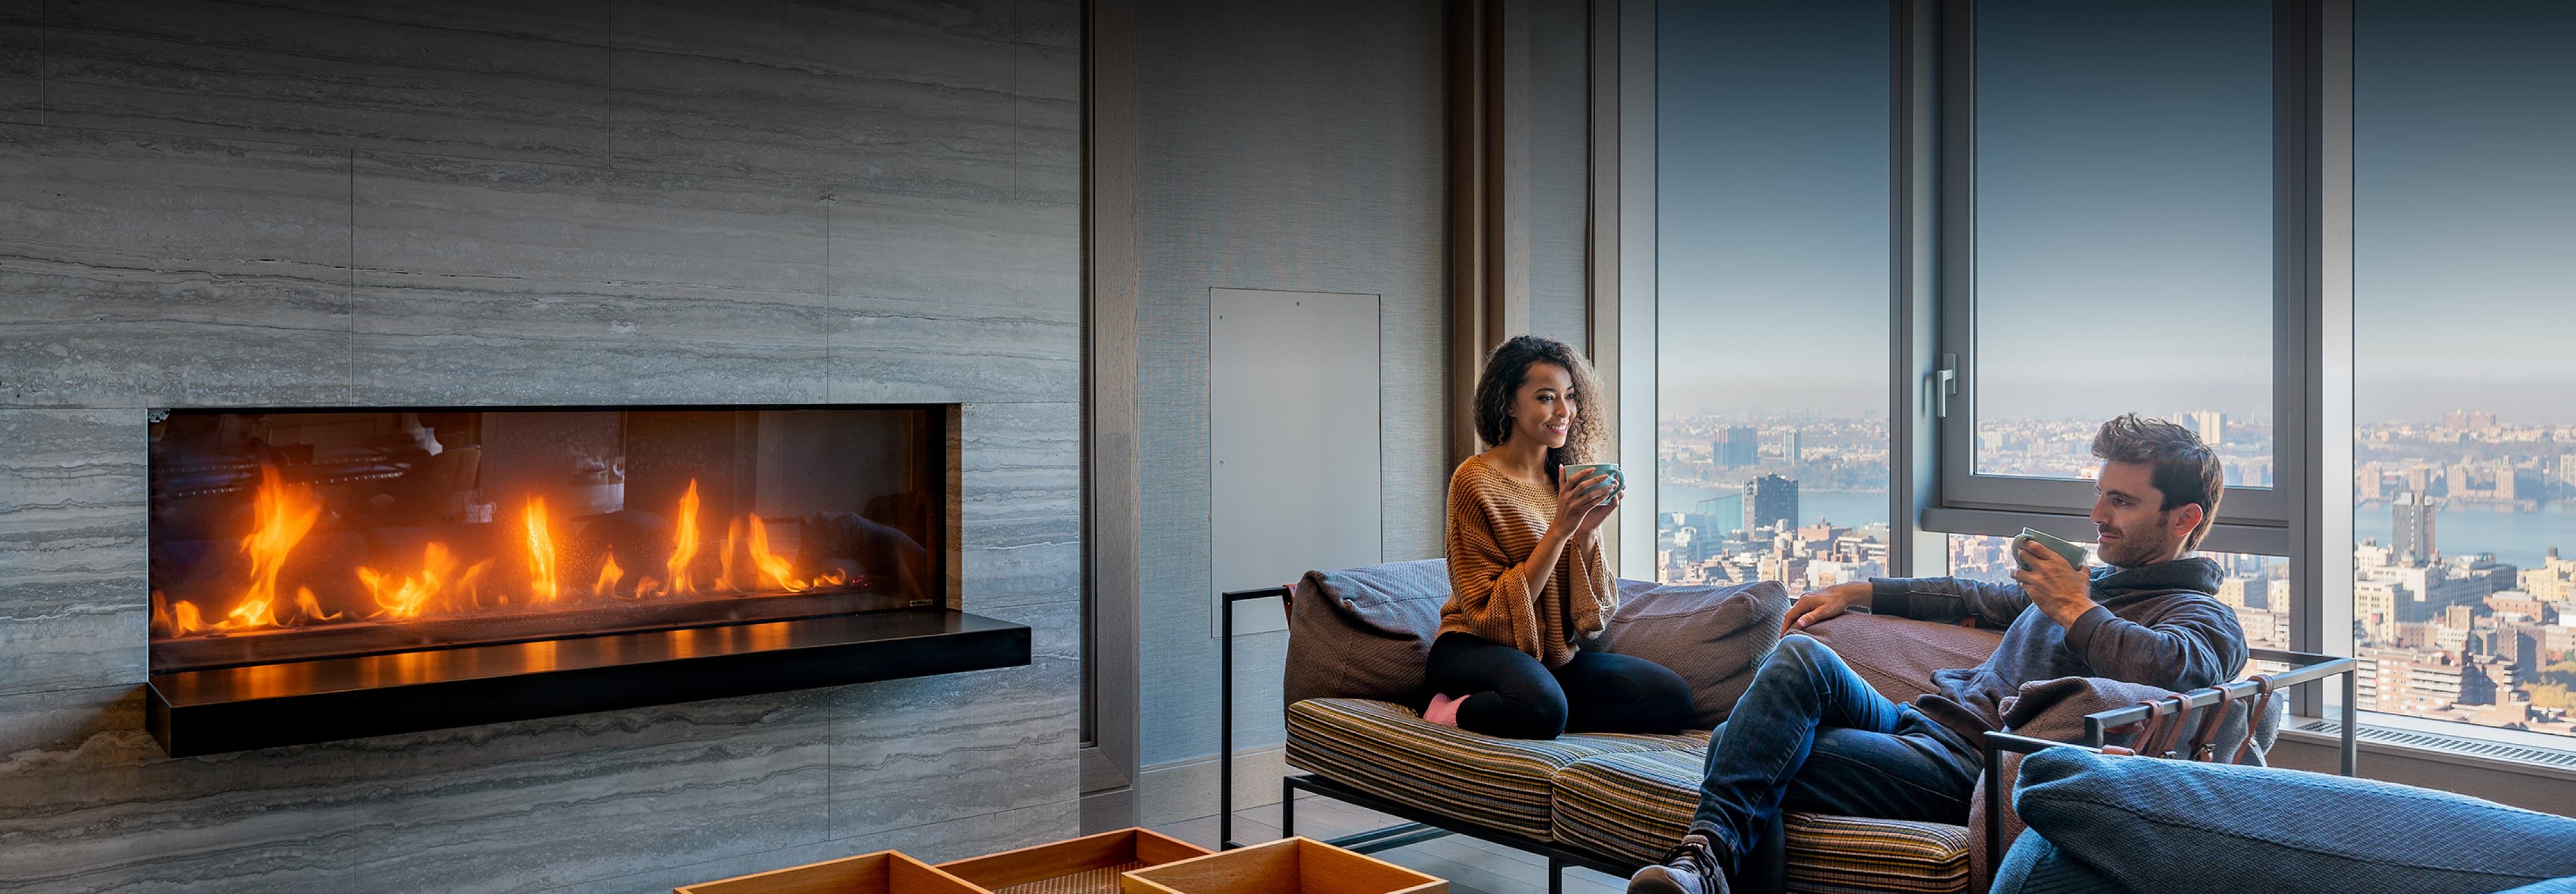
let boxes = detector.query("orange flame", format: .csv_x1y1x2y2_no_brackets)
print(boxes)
174,600,205,636
356,542,460,619
524,498,560,603
230,465,322,629
666,480,702,595
594,553,626,597
744,513,807,592
293,587,339,624
633,575,662,598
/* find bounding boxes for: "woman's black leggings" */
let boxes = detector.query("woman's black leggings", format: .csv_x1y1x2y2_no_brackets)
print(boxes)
1426,632,1698,740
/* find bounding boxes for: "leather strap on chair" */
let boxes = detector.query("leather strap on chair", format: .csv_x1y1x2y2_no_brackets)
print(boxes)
2230,675,2277,765
2185,687,2233,762
2143,694,2193,759
2103,697,2165,756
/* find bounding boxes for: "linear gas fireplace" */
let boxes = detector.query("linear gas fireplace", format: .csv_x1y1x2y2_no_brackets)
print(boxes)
143,405,1028,757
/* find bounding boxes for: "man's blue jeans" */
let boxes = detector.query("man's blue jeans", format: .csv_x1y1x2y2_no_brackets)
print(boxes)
1689,634,1984,874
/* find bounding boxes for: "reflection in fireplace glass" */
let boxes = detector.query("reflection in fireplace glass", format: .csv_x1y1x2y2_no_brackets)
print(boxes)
147,406,947,672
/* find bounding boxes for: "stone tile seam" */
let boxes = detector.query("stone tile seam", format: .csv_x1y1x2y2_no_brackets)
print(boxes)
531,796,1086,894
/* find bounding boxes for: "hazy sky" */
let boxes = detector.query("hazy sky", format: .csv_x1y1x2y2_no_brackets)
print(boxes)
1656,0,1888,418
2354,0,2575,424
1659,0,2572,426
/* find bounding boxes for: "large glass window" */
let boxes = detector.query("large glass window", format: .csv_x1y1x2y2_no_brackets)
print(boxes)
2353,0,2576,740
1954,0,2280,508
1655,1,1891,586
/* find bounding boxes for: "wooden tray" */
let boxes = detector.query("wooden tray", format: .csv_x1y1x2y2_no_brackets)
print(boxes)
675,849,986,894
938,828,1213,894
1119,837,1446,894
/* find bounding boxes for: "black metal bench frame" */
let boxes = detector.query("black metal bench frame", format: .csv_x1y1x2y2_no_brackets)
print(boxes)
1218,585,2361,891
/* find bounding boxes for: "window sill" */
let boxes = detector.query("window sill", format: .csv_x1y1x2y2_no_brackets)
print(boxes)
2275,716,2576,784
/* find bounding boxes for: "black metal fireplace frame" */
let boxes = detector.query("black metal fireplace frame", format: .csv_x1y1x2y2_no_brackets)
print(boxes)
140,402,1028,758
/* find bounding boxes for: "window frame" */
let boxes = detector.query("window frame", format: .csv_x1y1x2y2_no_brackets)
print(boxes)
1925,0,2298,558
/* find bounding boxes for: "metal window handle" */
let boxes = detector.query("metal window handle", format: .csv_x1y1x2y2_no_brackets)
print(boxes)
1936,353,1959,418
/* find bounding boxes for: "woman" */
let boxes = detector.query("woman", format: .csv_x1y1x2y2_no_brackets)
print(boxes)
1426,336,1696,739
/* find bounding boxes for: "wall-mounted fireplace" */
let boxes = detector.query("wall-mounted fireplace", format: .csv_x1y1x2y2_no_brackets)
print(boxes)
143,405,1029,757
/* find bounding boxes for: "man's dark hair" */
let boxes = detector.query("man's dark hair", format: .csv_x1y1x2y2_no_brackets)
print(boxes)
2091,414,2225,549
1472,335,1603,470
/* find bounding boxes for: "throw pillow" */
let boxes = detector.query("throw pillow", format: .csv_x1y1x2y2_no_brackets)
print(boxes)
1281,558,1451,707
1589,579,1791,727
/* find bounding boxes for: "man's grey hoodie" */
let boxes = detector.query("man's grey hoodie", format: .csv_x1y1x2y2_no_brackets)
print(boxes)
1866,556,2248,741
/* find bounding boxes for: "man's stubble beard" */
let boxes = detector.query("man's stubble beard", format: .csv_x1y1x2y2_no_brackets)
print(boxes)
2100,513,2184,569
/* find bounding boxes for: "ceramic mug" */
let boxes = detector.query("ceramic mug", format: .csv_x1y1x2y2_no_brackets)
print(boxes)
1561,462,1624,506
2012,527,2090,572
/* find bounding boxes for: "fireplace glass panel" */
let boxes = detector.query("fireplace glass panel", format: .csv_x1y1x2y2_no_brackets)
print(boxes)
147,406,947,672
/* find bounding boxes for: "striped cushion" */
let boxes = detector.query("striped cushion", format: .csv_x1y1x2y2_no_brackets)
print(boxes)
1284,698,1705,839
1554,749,1971,894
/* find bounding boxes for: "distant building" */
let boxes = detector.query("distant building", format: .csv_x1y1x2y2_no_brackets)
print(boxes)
1743,474,1799,534
2392,491,2437,566
2218,576,2270,611
2176,410,2225,446
2560,454,2576,488
1717,425,1758,466
1782,427,1803,477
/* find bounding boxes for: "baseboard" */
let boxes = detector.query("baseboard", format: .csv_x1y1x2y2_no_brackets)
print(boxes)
1135,745,1290,828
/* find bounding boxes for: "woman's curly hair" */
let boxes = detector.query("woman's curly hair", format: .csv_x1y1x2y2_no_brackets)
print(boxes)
1472,335,1604,472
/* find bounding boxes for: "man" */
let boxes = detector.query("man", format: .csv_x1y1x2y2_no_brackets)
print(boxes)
1630,414,2249,894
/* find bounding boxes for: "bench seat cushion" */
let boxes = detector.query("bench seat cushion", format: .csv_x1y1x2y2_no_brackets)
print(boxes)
1553,748,1971,893
1284,697,1705,840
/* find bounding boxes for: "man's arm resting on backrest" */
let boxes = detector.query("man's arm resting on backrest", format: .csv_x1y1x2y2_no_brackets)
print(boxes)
1866,576,2033,630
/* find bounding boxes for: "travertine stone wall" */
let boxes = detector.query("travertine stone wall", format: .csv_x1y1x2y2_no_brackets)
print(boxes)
0,2,1082,891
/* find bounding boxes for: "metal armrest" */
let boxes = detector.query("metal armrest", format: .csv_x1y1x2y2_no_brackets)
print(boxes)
1978,648,2361,874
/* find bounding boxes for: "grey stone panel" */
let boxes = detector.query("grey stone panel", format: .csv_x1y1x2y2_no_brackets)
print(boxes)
829,185,1080,312
549,797,1080,894
959,402,1079,610
825,191,1078,403
1016,42,1079,205
826,598,1079,840
825,296,1078,405
0,0,36,124
348,151,832,406
0,410,147,697
607,0,1020,197
0,684,831,894
42,0,612,165
0,125,353,408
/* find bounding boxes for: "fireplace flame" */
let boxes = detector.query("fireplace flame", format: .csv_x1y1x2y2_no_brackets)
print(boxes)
357,542,460,619
744,513,808,592
594,553,626,597
667,480,702,595
524,498,560,604
157,467,871,642
294,587,340,624
229,465,323,629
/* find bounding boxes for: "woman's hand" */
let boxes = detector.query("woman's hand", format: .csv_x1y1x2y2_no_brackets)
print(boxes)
1552,467,1612,535
1572,485,1620,540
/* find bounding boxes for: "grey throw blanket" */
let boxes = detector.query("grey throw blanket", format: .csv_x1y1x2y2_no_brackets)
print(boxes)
1868,557,2248,742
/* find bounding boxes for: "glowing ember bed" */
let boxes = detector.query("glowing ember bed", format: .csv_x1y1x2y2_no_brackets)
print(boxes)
141,405,1028,757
